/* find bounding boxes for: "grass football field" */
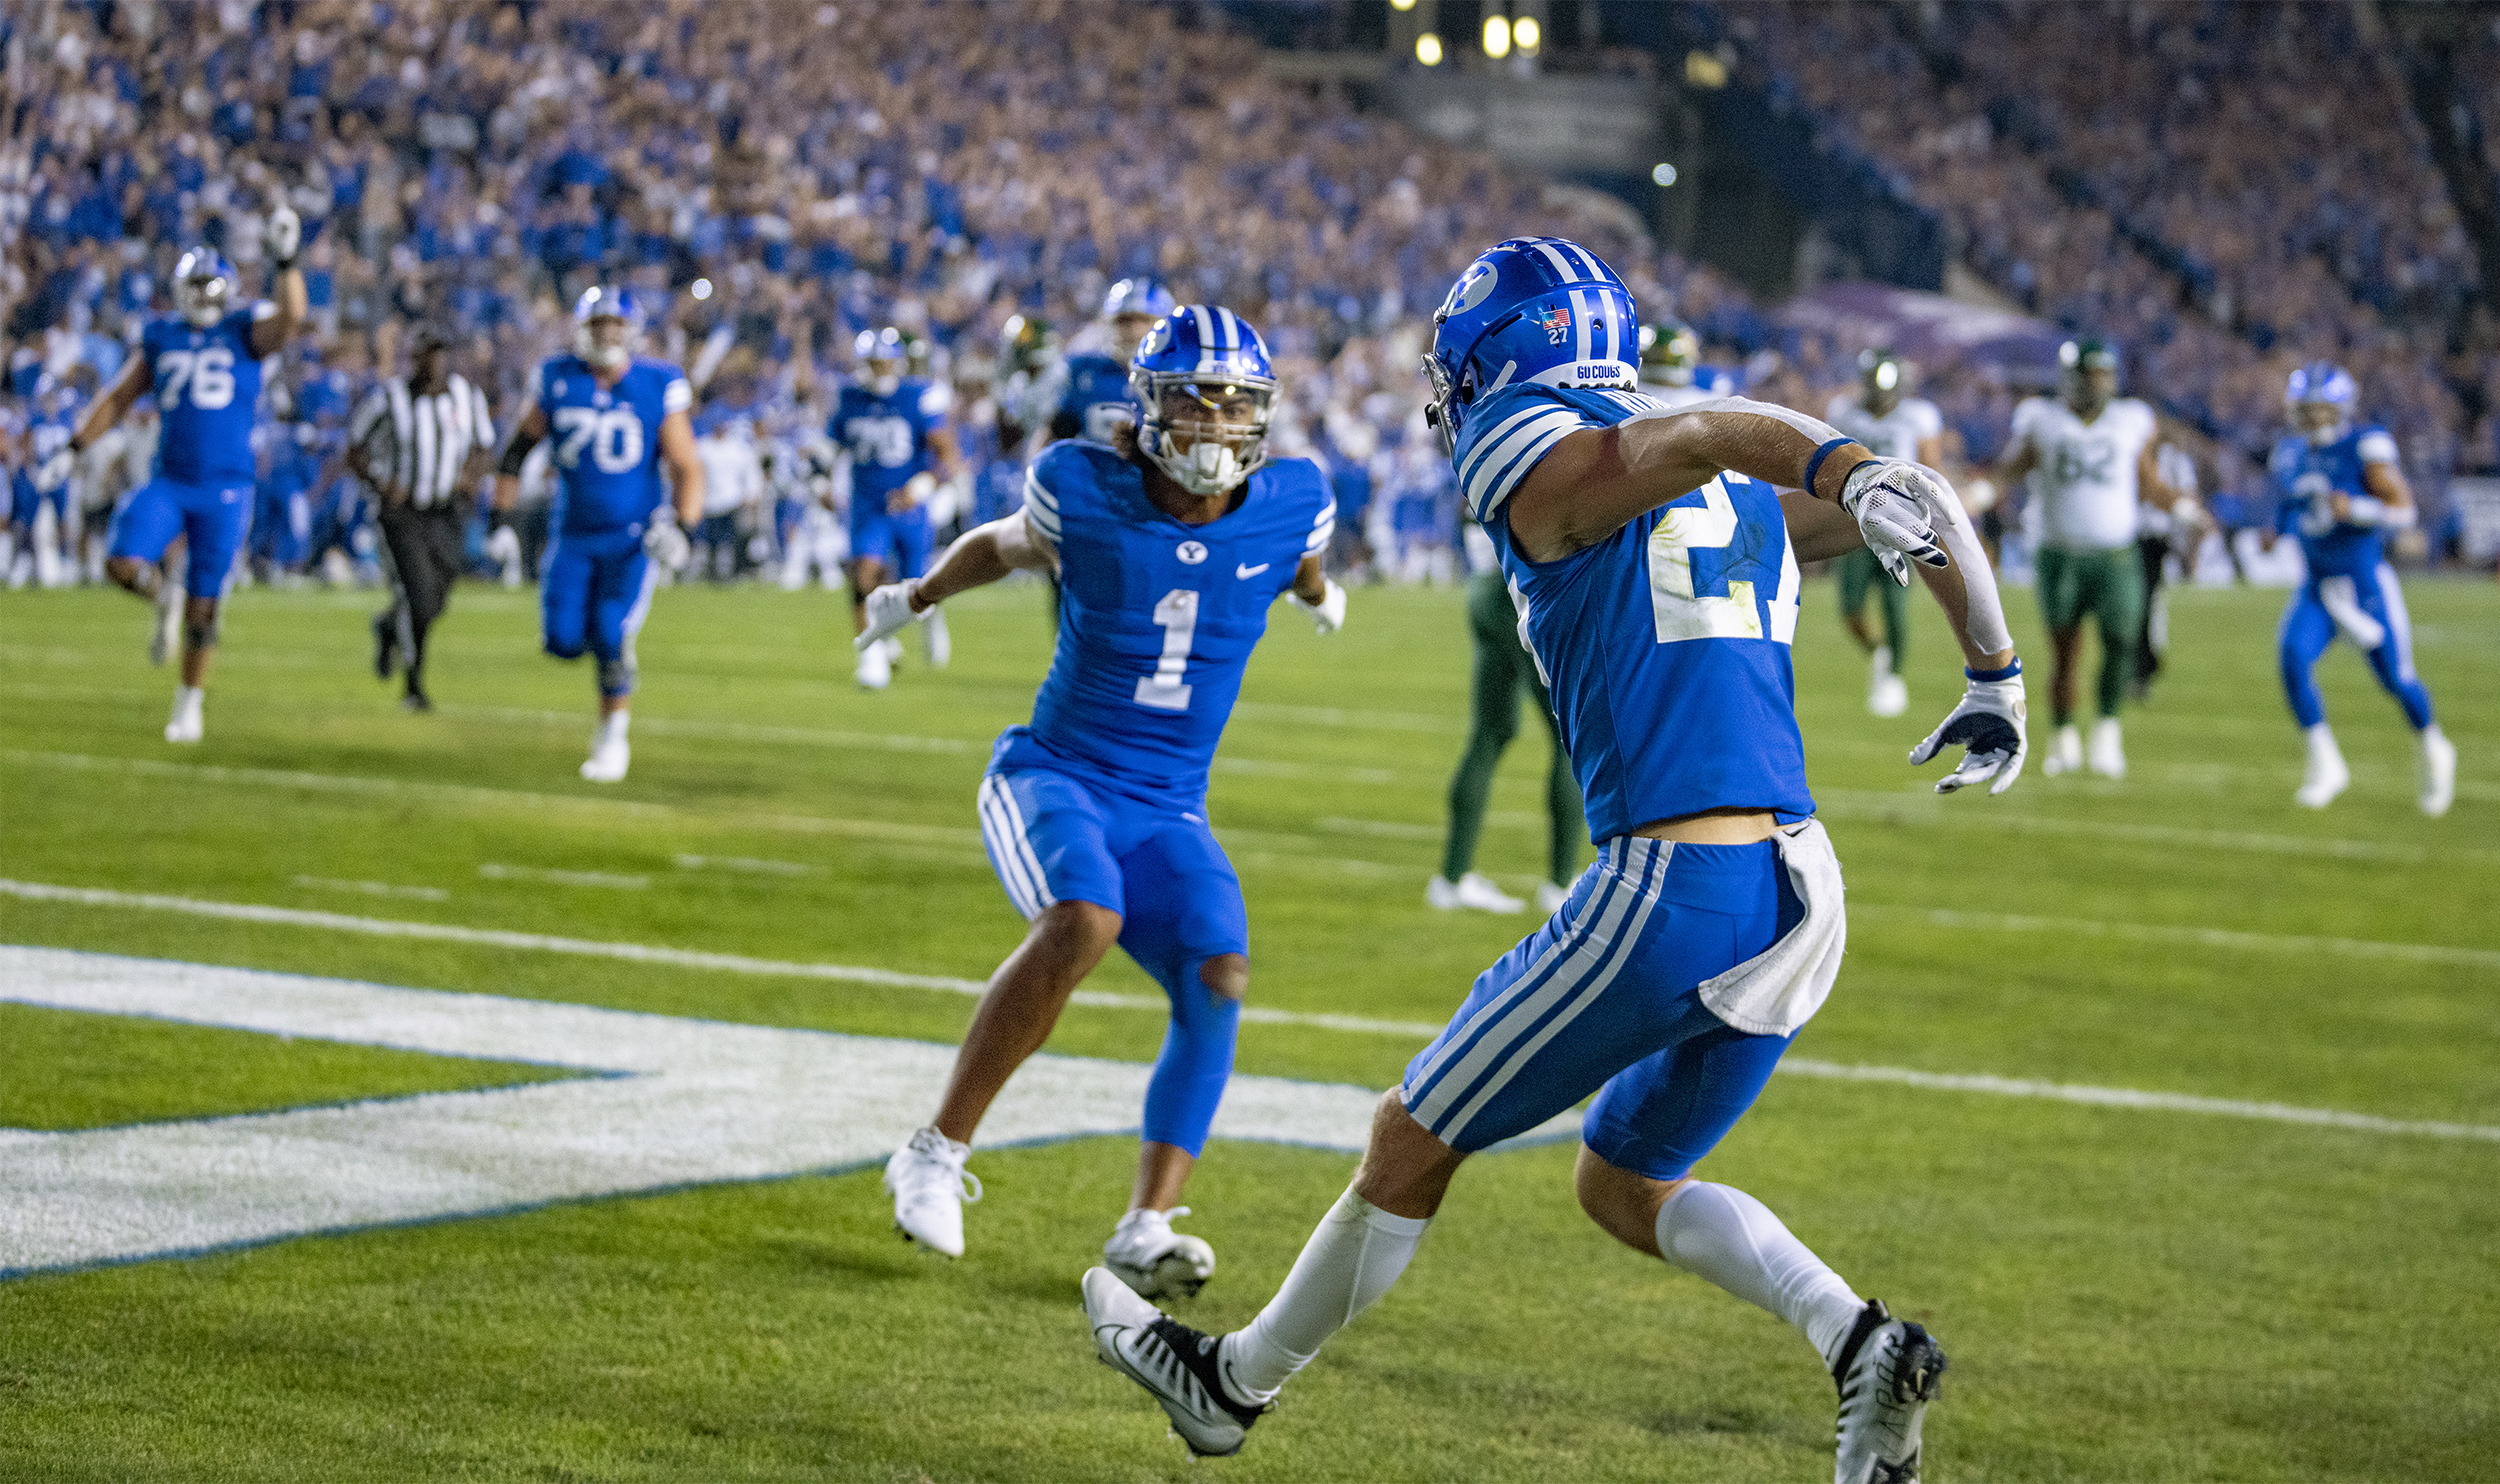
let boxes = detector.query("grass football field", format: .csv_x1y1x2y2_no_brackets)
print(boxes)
2,568,2496,1483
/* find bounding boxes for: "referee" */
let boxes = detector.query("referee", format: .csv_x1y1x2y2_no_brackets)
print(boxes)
350,325,495,710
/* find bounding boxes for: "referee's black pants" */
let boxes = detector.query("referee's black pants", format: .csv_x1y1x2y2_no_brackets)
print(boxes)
379,501,466,693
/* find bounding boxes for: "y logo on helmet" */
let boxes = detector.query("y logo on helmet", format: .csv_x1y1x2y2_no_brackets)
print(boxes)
1539,306,1572,345
1445,263,1499,317
1139,321,1171,357
1176,541,1208,565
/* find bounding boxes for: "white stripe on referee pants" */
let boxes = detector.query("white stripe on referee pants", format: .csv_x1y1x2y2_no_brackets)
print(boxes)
1407,844,1658,1134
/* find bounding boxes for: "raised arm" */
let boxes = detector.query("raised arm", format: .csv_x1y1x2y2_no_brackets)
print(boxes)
247,207,306,359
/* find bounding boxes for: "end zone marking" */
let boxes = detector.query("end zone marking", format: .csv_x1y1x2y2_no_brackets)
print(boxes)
3,880,2495,1145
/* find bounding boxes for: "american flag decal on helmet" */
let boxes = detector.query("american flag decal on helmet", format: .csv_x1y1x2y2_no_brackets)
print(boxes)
1538,306,1572,344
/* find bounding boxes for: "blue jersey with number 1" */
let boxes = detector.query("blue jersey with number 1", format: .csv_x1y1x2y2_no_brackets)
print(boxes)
536,355,691,535
1457,382,1811,840
1014,440,1335,802
144,308,267,485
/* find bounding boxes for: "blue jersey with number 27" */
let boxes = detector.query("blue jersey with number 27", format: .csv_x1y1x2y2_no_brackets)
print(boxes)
535,355,692,535
1017,440,1335,801
1458,383,1812,840
144,308,267,485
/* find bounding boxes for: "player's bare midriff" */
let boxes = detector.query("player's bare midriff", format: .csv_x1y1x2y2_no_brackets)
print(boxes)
1628,807,1777,844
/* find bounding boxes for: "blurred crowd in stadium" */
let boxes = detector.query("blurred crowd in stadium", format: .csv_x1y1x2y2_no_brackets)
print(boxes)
2,0,2496,595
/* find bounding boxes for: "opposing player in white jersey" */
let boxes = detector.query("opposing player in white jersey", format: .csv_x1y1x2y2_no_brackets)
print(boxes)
1086,237,2028,1484
1636,317,1714,407
1827,350,1945,717
859,304,1344,1296
1994,339,2186,778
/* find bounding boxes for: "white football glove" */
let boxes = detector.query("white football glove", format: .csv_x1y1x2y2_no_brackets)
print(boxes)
266,203,302,268
1289,578,1347,635
1840,458,1949,586
853,581,928,650
642,516,692,572
892,471,938,513
1909,666,2028,795
32,448,74,493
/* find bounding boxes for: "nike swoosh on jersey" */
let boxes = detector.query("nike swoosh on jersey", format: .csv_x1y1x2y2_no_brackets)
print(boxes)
1235,562,1269,579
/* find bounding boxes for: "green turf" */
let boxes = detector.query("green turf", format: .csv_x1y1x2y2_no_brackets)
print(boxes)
0,1002,578,1130
0,571,2495,1481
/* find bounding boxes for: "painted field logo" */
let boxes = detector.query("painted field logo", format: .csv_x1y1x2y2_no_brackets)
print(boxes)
1539,305,1571,344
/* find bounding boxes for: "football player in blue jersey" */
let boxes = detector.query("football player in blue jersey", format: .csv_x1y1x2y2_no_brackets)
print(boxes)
1087,239,2028,1484
2264,362,2454,815
836,326,961,689
1050,276,1175,444
491,286,705,783
857,304,1345,1298
66,207,307,742
10,375,89,589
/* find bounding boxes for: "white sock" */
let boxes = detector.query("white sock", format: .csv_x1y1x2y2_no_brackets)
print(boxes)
1218,1187,1430,1404
174,685,204,714
2305,722,2341,758
1656,1181,1865,1370
600,711,630,746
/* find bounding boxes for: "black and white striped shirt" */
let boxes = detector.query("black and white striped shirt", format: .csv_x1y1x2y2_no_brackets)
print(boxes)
350,374,496,510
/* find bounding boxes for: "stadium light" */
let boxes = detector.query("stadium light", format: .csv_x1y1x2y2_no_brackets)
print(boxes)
1389,0,1416,10
1483,15,1510,59
1651,162,1678,188
1416,31,1443,65
690,278,713,301
1514,15,1541,53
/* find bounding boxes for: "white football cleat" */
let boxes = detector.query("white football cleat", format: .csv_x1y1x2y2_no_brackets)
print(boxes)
1535,881,1571,916
579,736,630,783
149,584,182,666
2419,725,2456,818
1083,1266,1265,1458
1867,648,1907,718
1832,1299,1946,1484
879,636,904,663
1105,1206,1217,1300
1426,872,1524,914
2087,717,2125,780
163,689,203,745
855,639,892,690
2296,725,2349,809
924,608,951,668
2039,724,2083,776
884,1125,979,1258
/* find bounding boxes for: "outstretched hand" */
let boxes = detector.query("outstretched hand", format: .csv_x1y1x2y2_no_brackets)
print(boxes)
1909,668,2028,795
1841,459,1951,586
854,581,928,650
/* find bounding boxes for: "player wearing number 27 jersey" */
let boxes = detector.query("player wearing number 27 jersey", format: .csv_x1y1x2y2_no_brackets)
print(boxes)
855,304,1343,1299
1086,239,2028,1484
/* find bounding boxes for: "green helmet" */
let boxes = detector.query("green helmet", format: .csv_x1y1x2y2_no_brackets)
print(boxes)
1859,347,1905,395
1637,319,1699,387
1001,314,1055,375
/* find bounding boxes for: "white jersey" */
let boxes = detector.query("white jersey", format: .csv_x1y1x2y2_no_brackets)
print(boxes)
696,425,763,516
1825,394,1942,463
2140,443,2198,538
2009,395,2157,551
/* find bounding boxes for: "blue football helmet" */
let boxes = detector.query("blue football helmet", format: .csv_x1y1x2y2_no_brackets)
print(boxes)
1104,276,1179,323
573,285,643,370
2287,360,2357,446
1128,305,1277,496
1423,237,1639,458
171,247,237,328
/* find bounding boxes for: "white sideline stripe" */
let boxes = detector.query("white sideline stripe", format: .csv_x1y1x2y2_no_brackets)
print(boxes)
0,946,1584,1278
291,876,449,903
1858,904,2500,971
4,881,2493,1145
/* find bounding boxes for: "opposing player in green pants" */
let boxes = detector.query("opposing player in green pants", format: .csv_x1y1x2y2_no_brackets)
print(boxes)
1995,339,2189,778
1826,350,1943,717
1428,550,1582,916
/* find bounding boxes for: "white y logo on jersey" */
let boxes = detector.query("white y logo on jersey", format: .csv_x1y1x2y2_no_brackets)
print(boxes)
1235,562,1268,579
1176,541,1208,565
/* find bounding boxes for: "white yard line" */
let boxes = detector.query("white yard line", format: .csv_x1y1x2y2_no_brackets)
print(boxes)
673,854,822,877
1,946,1569,1278
4,882,2494,1148
1853,904,2500,971
291,876,450,903
476,864,650,891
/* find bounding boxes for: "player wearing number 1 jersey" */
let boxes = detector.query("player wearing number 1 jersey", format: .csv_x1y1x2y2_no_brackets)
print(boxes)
1088,238,2029,1484
493,287,705,782
856,305,1343,1297
70,210,307,742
